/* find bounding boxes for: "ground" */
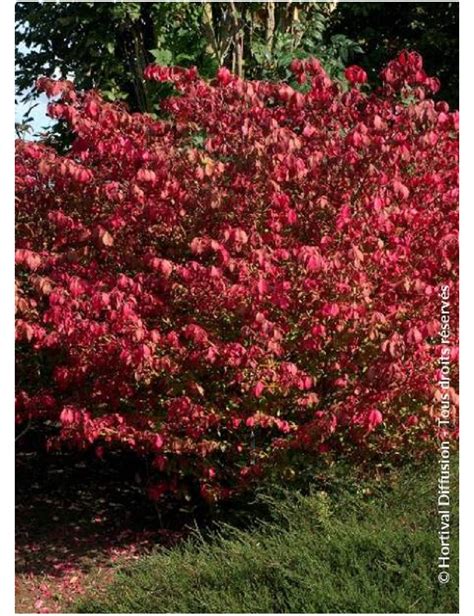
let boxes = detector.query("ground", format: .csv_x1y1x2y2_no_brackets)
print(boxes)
15,451,185,613
16,449,459,614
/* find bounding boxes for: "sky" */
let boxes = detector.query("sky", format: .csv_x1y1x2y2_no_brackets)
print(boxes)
15,91,54,137
15,41,55,138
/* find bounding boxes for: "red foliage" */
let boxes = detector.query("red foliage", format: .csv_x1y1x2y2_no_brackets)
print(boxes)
16,52,459,501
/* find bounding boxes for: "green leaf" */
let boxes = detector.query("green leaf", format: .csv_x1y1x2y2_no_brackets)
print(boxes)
150,48,173,66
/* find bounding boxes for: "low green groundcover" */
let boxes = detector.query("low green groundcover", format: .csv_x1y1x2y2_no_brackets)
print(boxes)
76,460,458,614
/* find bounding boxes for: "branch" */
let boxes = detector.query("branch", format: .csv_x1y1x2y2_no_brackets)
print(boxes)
15,419,31,443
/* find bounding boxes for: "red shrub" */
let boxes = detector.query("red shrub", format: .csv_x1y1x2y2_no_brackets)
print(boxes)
16,52,458,501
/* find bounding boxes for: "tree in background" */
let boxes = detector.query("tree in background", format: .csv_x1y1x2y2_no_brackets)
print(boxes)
15,1,362,116
327,2,459,108
16,1,458,122
16,2,161,113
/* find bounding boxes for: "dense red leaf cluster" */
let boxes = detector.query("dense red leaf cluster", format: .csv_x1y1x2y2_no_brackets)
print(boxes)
16,52,458,501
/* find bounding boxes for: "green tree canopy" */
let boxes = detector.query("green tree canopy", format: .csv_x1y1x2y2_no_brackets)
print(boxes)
16,1,458,118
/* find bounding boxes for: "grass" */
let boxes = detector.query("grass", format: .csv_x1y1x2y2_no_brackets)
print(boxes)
76,457,458,613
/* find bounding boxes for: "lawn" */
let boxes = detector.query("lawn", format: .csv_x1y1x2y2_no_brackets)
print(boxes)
76,457,458,614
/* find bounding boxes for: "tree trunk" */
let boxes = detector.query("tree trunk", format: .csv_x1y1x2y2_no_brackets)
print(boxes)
266,1,276,53
243,4,254,75
229,1,244,77
202,1,221,63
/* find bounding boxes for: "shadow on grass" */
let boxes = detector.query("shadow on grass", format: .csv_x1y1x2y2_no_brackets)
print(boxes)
15,445,459,614
75,457,459,614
